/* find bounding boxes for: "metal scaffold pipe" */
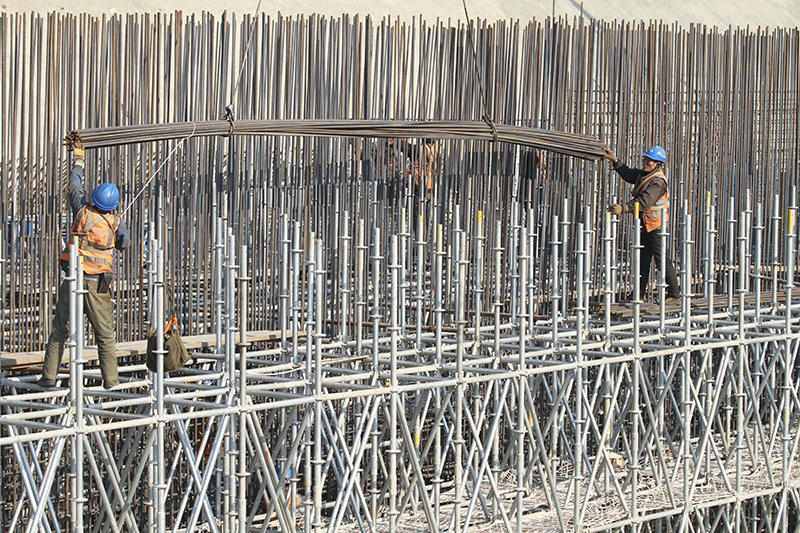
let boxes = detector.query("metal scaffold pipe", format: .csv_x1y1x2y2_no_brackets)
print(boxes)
1,12,800,533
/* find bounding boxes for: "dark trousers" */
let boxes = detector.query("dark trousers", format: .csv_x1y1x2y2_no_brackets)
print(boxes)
640,227,680,299
411,185,433,228
41,277,119,382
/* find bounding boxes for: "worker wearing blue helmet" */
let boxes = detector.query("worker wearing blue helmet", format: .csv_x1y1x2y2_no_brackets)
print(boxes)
38,141,131,390
603,145,680,303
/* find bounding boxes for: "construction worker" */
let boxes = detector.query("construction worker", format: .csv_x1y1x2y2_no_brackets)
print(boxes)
417,138,439,192
604,145,680,302
408,139,439,223
38,141,131,390
371,137,406,202
519,148,546,208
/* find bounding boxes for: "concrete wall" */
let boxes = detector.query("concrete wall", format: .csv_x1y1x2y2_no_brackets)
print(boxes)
10,0,800,30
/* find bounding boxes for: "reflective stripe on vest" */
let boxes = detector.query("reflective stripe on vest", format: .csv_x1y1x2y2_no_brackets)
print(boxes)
60,206,120,274
633,169,669,232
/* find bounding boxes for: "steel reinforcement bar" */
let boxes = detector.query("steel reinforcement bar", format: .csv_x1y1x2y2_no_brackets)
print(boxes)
1,11,800,533
64,120,607,159
1,13,798,353
0,199,798,533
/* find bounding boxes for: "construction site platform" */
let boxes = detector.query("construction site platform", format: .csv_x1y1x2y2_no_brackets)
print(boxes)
592,290,795,318
0,330,297,373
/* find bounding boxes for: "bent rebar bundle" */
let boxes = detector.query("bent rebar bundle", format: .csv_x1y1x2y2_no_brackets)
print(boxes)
1,11,800,533
64,120,607,159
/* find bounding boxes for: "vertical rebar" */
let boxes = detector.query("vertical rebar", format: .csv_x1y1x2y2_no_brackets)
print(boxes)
631,204,641,519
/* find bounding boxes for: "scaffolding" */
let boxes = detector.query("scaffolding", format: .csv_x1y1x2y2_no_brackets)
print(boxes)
2,11,800,533
1,193,799,532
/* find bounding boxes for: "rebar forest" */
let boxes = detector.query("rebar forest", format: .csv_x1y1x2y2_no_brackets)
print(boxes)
2,11,800,533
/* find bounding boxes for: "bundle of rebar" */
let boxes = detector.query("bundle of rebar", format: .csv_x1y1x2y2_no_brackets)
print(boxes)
64,120,606,160
3,11,800,533
3,12,799,355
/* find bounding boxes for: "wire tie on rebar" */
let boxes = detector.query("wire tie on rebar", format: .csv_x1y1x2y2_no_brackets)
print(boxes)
224,105,236,138
482,114,498,143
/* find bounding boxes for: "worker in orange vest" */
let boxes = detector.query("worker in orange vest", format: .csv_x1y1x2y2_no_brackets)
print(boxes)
416,139,439,191
604,145,680,303
38,141,131,390
407,139,439,224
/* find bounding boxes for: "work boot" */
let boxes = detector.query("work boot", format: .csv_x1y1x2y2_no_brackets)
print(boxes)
37,377,56,389
103,379,121,391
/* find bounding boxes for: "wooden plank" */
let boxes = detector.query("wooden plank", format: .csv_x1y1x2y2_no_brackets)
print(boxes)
596,290,795,318
0,330,301,372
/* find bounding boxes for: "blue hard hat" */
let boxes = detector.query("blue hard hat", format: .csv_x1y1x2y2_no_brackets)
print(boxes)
643,145,666,163
91,183,120,211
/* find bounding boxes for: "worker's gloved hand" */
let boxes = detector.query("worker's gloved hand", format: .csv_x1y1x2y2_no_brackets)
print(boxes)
607,204,624,215
72,140,85,166
602,147,618,164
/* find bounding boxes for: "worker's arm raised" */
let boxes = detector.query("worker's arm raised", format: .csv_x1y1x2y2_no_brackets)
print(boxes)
609,160,643,185
67,149,90,219
604,147,642,183
72,141,85,167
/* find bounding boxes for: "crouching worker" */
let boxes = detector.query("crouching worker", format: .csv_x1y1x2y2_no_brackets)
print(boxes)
38,141,131,390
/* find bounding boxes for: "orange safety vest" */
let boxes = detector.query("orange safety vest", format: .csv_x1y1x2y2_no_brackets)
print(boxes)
632,169,669,232
60,206,121,274
411,142,438,190
412,169,434,190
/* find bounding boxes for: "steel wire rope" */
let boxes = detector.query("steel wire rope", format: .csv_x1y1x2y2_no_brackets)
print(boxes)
461,0,497,141
225,0,264,121
118,123,198,219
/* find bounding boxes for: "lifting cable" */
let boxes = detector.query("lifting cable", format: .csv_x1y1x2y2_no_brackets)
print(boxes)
461,0,497,142
115,0,263,217
118,123,197,219
226,0,263,123
65,4,604,215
